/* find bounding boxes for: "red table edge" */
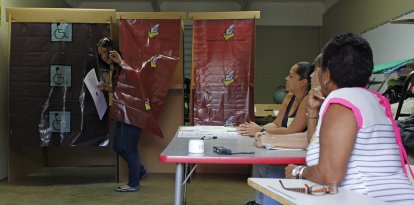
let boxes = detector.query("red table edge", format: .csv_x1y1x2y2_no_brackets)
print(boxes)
159,155,306,165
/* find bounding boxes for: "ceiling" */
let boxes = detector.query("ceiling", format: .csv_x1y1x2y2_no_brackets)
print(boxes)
65,0,338,26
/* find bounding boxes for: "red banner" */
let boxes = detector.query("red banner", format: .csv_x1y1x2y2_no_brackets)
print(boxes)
110,19,181,138
193,19,255,126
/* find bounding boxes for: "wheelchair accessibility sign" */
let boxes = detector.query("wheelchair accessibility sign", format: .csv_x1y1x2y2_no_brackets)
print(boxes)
50,65,71,87
49,111,71,133
51,23,72,42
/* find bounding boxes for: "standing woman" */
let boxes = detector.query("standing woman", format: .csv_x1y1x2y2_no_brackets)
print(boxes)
97,37,148,192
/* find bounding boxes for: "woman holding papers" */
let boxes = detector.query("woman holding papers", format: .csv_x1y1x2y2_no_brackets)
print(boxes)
238,62,313,137
96,37,148,192
285,33,414,204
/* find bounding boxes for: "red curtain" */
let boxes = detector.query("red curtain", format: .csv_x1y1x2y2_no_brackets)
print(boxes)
192,19,255,126
111,19,181,138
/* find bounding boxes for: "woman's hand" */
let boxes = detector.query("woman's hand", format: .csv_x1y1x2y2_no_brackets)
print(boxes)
97,82,113,92
285,164,298,179
308,86,325,110
237,122,262,136
108,50,123,65
255,132,271,148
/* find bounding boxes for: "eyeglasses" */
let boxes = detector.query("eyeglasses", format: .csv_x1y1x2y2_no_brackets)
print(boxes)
279,180,337,195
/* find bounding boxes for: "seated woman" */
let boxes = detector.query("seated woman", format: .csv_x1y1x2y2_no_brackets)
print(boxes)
243,61,314,205
238,62,314,137
255,54,324,150
285,33,414,204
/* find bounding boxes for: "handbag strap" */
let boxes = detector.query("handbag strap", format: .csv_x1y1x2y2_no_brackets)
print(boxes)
365,88,414,178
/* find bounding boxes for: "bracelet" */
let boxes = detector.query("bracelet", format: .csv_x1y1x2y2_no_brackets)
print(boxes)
260,127,266,132
299,166,307,179
292,165,303,179
306,113,319,119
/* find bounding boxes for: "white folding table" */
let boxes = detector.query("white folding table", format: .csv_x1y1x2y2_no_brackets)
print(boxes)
160,126,306,205
248,178,390,205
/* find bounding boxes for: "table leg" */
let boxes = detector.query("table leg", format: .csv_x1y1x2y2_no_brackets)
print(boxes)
174,163,184,205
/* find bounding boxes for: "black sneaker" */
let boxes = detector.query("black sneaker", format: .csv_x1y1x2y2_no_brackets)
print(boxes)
115,185,139,192
140,170,149,179
245,200,260,205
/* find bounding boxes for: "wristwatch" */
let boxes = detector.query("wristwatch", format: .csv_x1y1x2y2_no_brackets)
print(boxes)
291,165,303,179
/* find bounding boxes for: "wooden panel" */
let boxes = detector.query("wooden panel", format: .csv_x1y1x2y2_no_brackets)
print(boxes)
46,146,116,166
188,11,260,20
8,146,45,182
117,12,186,20
6,8,115,23
255,104,281,117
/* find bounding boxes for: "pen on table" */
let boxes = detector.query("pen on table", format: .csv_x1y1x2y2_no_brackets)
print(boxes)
201,136,218,140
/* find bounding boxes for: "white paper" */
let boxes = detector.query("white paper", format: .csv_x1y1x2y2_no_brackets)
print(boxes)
265,147,305,151
84,69,108,120
177,126,241,138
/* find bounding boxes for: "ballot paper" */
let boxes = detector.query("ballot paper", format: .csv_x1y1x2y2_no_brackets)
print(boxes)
177,126,240,139
265,146,305,151
84,69,107,120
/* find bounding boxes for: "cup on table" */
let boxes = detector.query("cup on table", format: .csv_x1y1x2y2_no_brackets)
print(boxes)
188,139,204,154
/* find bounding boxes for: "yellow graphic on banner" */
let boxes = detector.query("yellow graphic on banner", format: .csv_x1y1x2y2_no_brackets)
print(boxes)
223,24,235,40
145,98,151,111
223,70,235,86
148,24,160,38
150,55,161,68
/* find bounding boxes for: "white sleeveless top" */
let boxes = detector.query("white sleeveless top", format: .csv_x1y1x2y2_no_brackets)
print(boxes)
306,88,414,204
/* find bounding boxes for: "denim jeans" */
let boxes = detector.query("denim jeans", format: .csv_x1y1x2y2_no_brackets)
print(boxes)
112,121,146,188
253,164,285,205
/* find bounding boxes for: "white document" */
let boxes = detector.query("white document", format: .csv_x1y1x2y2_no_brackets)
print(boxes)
177,126,241,138
265,147,305,151
84,69,107,120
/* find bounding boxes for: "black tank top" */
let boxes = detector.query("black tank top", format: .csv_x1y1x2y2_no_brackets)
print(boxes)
282,96,298,128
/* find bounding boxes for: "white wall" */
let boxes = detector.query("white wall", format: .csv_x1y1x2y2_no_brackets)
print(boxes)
362,11,414,65
0,0,69,180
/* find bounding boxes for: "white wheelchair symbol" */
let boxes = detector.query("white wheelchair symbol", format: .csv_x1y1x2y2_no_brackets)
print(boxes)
51,23,72,42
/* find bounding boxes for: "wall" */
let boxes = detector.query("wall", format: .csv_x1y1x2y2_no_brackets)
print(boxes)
322,0,414,45
255,26,321,103
362,11,414,65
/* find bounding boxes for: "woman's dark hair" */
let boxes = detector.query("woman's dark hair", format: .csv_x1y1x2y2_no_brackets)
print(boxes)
96,37,121,71
97,37,114,53
321,33,373,88
295,61,314,91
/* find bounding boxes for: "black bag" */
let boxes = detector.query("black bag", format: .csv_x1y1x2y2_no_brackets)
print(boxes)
397,115,414,157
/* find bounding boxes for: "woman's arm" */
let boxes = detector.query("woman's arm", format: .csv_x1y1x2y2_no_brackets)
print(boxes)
306,87,325,142
299,104,357,185
255,132,308,149
265,95,309,135
237,94,292,136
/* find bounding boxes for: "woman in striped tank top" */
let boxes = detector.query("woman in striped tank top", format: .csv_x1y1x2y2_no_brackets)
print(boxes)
285,33,414,204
